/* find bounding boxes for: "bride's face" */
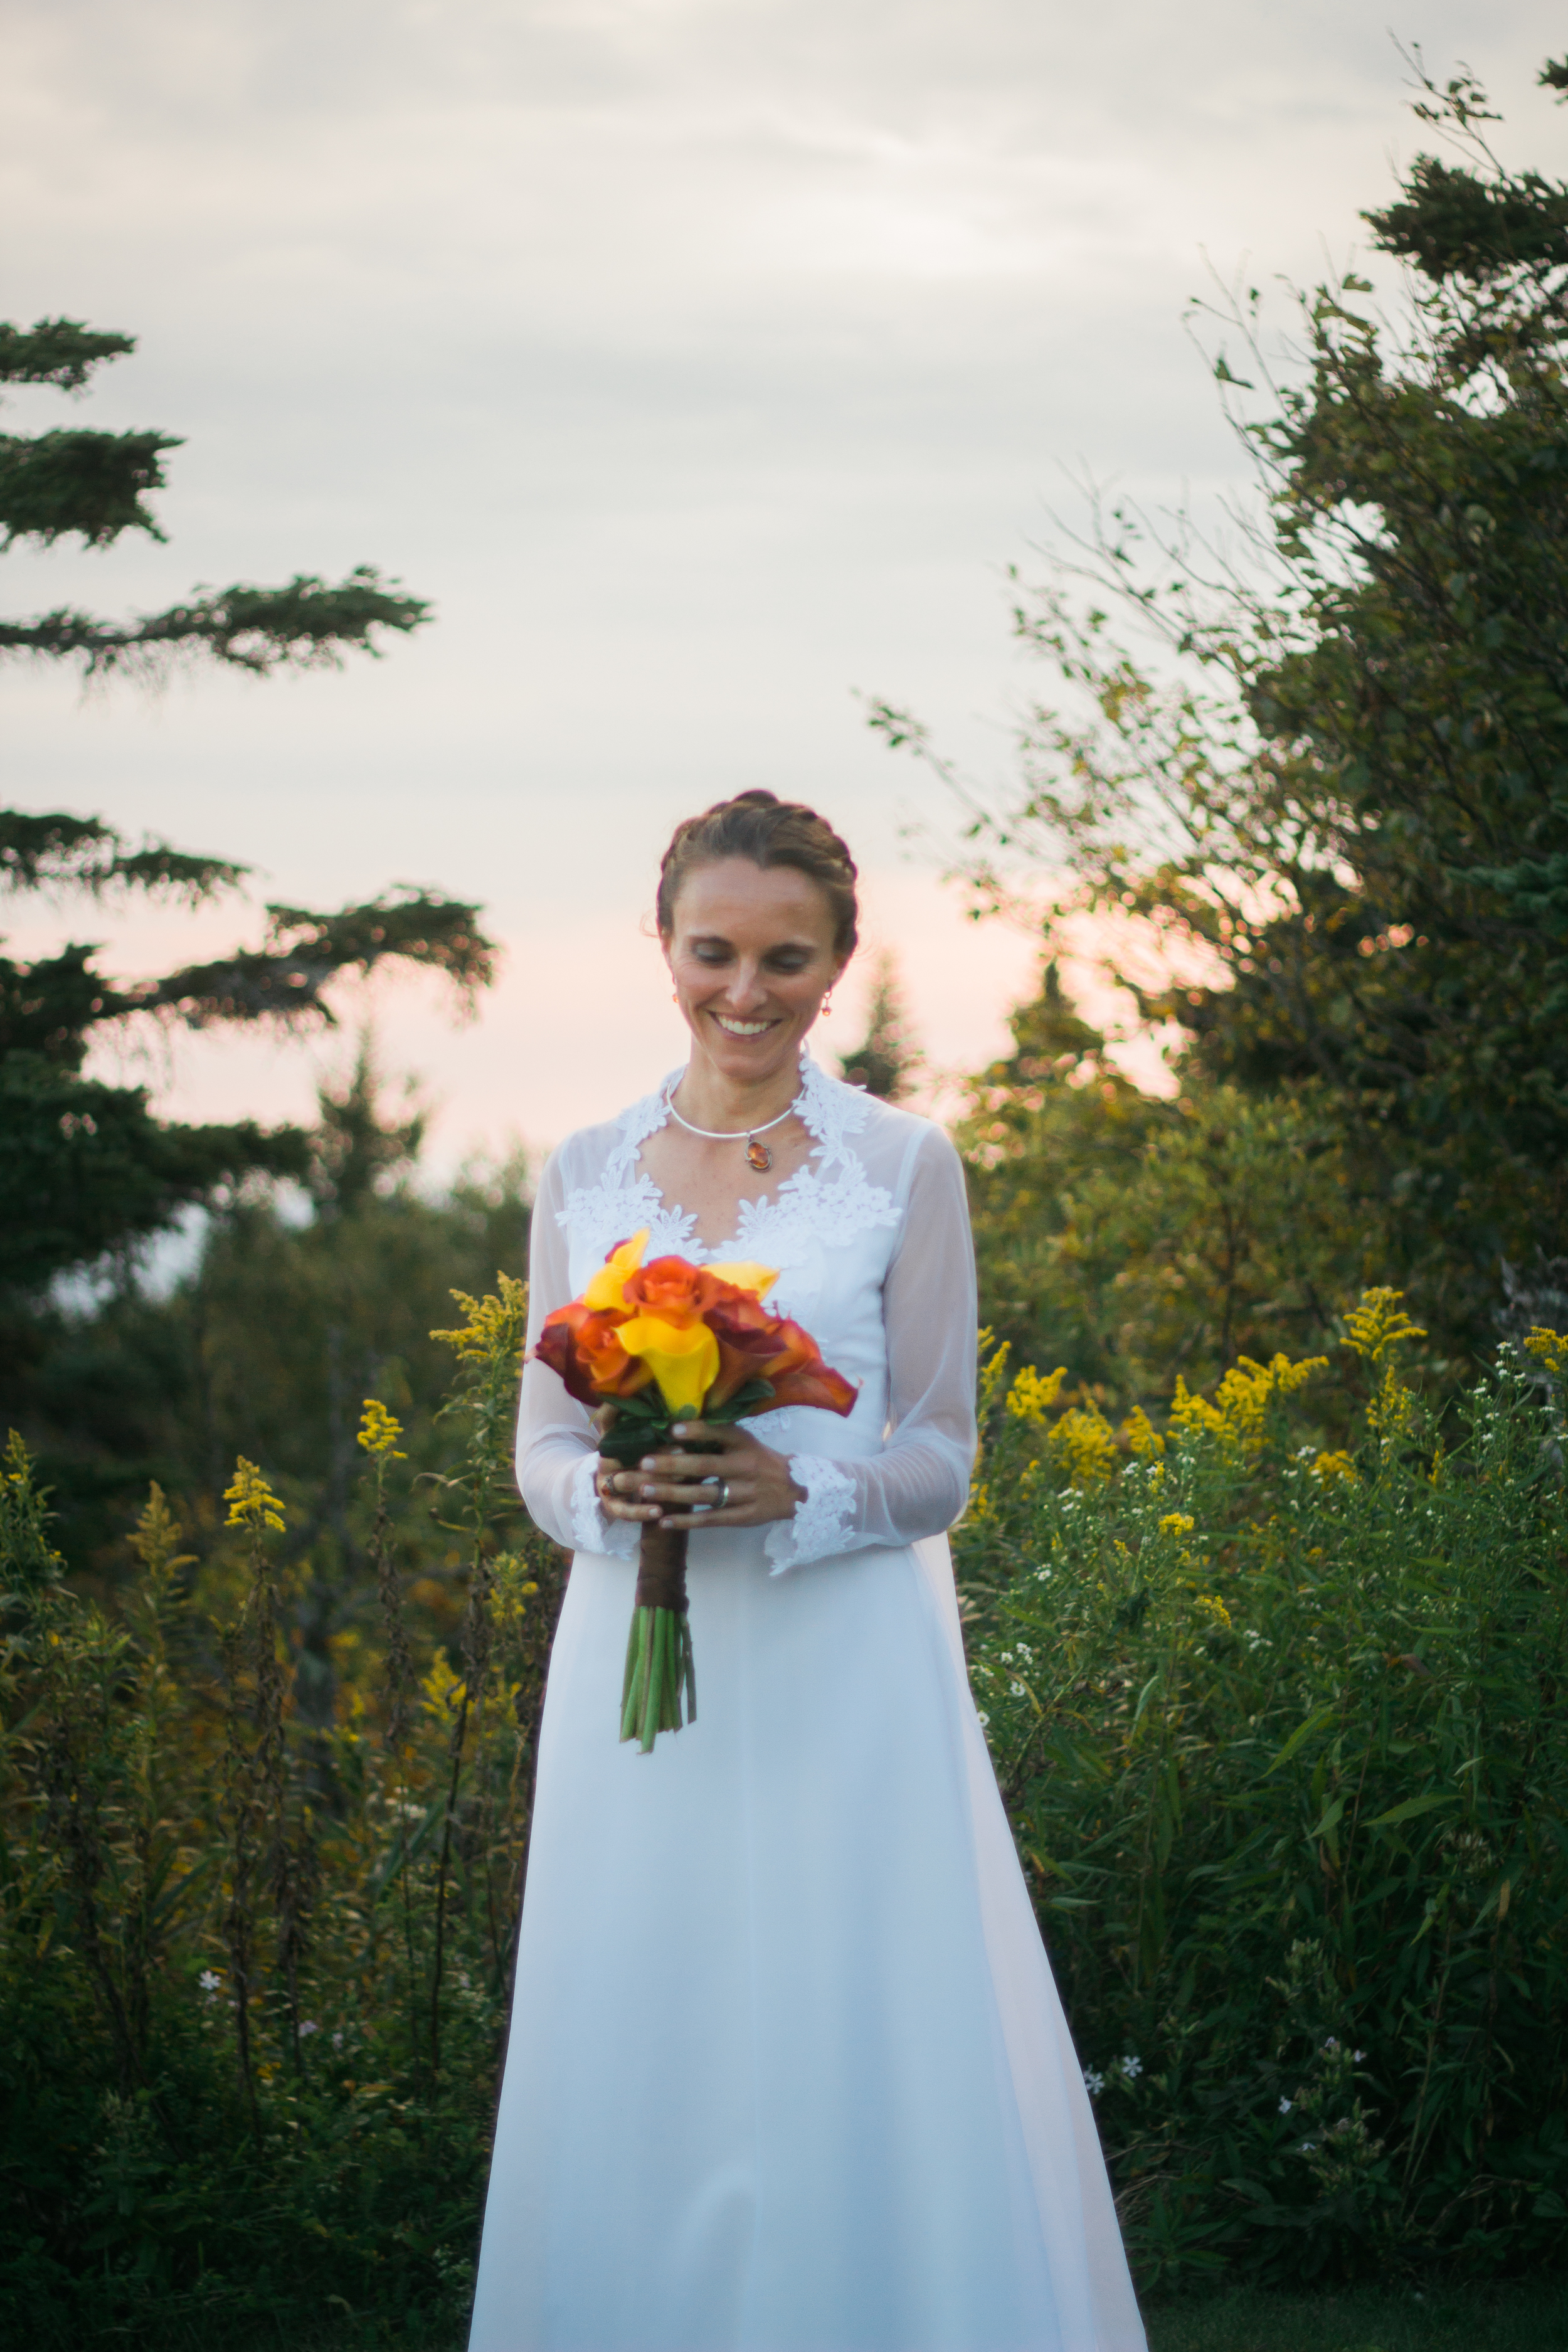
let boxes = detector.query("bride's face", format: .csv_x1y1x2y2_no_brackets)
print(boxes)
662,856,845,1089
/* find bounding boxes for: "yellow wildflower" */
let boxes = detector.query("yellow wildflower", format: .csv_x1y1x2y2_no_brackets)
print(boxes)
1311,1451,1357,1485
1342,1288,1426,1366
1158,1512,1195,1538
421,1649,465,1719
1194,1592,1232,1628
1523,1326,1568,1377
1046,1406,1118,1488
224,1458,285,1535
1170,1355,1326,1453
357,1399,406,1459
1121,1406,1165,1459
431,1273,528,1362
1007,1364,1067,1423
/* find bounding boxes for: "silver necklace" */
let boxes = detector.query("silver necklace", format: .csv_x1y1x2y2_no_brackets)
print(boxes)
666,1087,800,1173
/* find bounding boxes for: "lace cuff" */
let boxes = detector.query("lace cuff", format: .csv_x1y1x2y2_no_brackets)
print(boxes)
569,1451,637,1559
765,1456,857,1574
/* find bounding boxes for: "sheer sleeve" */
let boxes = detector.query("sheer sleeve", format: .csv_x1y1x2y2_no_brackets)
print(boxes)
515,1149,638,1559
765,1126,978,1573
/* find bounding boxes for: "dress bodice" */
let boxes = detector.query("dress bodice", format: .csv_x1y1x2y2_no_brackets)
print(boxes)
517,1054,978,1571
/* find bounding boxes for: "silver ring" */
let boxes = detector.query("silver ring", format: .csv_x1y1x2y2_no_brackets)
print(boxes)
704,1476,730,1512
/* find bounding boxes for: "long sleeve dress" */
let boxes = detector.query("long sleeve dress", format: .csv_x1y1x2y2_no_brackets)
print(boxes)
467,1054,1147,2352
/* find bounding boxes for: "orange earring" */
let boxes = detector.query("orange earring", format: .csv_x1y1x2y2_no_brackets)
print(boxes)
821,993,832,1017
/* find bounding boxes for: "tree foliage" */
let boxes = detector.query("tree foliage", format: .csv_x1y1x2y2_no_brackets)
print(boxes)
877,56,1568,1365
1,315,492,1298
837,947,920,1100
0,317,429,674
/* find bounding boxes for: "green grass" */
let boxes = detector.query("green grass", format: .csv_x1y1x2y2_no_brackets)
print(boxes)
1144,2277,1568,2352
46,2277,1568,2351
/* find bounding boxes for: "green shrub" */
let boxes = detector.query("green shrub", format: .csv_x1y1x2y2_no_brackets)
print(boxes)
958,1300,1568,2288
0,1279,561,2349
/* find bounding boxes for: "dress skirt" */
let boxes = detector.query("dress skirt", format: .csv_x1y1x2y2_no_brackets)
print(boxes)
467,1527,1147,2352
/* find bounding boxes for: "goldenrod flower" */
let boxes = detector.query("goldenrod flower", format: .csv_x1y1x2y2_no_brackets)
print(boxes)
1007,1364,1067,1423
225,1458,285,1534
1159,1512,1196,1538
1311,1450,1357,1485
357,1399,406,1459
1046,1405,1118,1488
1342,1288,1426,1365
431,1272,528,1362
1171,1355,1326,1454
1523,1326,1567,1377
1121,1406,1165,1459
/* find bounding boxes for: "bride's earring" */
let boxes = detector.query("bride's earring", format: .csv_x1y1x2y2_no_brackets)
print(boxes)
821,992,832,1017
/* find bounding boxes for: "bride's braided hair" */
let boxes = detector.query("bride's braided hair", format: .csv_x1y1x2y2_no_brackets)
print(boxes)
656,790,859,957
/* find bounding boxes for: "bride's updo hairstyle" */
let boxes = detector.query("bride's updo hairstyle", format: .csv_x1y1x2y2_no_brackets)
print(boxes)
656,790,859,960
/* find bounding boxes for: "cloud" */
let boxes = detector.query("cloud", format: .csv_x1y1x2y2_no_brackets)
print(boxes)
3,0,1564,1152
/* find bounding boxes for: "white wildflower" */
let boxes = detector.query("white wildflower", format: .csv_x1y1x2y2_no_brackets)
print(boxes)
198,1970,220,1996
1120,2054,1143,2081
1278,2097,1293,2114
1084,2067,1105,2097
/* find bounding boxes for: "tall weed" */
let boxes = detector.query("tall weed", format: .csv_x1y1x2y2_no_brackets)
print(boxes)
0,1283,558,2348
958,1305,1568,2286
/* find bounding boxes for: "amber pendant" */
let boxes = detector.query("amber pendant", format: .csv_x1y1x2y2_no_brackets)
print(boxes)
745,1138,773,1173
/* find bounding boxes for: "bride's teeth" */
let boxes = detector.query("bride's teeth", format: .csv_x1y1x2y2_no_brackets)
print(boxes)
716,1015,770,1036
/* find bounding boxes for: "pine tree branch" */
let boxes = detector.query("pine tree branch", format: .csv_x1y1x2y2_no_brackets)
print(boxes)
1,810,246,903
120,891,497,1030
0,430,181,547
0,317,135,392
0,568,432,677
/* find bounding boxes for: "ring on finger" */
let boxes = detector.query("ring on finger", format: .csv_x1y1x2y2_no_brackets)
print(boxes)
702,1476,730,1513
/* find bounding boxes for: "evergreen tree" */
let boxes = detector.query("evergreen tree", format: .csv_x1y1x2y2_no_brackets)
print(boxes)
0,317,493,1300
837,949,919,1099
1,317,428,675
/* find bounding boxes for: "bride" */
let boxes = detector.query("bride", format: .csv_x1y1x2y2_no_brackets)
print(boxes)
468,792,1147,2352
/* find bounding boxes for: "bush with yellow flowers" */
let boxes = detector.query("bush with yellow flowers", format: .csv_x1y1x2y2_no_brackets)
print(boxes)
0,1281,559,2350
958,1292,1568,2291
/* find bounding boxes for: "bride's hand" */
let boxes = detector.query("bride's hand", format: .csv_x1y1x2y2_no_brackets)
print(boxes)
595,1421,805,1532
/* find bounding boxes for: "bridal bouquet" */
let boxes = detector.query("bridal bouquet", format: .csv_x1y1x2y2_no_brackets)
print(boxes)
534,1230,855,1752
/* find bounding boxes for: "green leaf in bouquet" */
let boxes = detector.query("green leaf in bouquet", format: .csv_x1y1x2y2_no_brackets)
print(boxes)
704,1379,778,1426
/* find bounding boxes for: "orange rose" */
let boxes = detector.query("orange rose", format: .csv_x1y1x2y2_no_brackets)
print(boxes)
621,1256,726,1330
534,1301,654,1405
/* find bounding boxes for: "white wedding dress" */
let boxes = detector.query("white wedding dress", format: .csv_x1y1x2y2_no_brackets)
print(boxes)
469,1056,1147,2352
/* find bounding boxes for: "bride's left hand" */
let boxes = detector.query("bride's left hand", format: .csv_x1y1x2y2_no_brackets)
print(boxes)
597,1421,805,1532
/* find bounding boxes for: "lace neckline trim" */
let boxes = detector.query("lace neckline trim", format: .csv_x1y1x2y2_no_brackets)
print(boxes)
561,1050,895,1267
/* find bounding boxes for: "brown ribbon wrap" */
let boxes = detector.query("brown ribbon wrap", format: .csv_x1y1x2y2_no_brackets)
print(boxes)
634,1522,689,1616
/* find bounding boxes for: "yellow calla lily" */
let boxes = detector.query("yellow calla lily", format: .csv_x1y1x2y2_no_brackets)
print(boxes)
706,1260,779,1298
615,1313,721,1416
584,1229,650,1315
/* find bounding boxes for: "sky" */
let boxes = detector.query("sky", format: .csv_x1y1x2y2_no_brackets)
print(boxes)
4,0,1564,1173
